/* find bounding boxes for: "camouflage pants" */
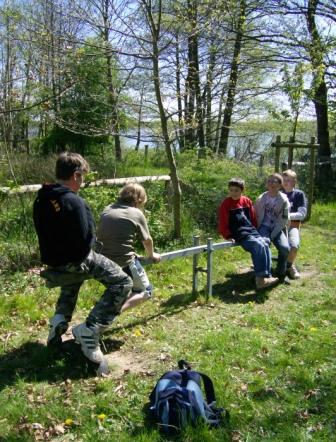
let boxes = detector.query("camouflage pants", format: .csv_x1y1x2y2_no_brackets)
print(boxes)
48,250,132,327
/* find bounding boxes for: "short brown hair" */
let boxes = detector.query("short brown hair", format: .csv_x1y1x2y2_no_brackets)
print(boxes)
55,152,89,180
228,177,245,190
267,173,283,185
282,169,297,181
118,183,147,206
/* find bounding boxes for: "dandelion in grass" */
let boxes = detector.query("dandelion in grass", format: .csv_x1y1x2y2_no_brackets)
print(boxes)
64,418,74,426
98,414,106,421
310,327,317,332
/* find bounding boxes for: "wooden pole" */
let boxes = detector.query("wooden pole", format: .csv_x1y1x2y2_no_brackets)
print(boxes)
144,144,149,163
288,136,294,169
259,154,264,170
307,137,316,221
275,135,281,172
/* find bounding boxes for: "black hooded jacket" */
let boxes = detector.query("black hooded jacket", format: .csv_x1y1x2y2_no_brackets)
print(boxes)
33,183,95,266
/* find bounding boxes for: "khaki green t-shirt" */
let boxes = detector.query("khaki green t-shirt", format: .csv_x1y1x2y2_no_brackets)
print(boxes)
97,203,150,267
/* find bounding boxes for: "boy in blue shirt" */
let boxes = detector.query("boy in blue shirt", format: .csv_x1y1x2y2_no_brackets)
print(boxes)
282,169,307,279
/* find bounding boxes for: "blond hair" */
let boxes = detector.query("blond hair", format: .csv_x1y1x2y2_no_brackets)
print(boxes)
118,183,147,206
282,169,297,182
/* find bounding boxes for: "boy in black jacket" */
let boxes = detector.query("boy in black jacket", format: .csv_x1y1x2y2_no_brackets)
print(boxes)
33,152,132,375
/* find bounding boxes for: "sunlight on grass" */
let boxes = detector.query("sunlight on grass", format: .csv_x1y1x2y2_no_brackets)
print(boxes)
0,186,335,439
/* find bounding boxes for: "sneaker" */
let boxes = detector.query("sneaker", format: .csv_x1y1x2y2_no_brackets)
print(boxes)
47,314,68,347
255,276,279,290
72,323,109,375
287,265,300,279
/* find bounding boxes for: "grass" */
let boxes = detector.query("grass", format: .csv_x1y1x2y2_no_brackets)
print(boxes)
0,203,335,441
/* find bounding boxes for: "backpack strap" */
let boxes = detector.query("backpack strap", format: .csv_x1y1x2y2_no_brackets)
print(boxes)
196,372,217,404
180,369,216,404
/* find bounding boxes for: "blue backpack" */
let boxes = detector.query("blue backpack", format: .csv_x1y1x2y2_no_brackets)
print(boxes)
149,360,228,434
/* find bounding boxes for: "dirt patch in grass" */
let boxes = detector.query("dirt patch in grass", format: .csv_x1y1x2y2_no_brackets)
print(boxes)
105,349,150,378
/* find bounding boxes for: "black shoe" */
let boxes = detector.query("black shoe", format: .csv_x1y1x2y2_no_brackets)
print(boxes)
278,275,291,285
47,315,69,347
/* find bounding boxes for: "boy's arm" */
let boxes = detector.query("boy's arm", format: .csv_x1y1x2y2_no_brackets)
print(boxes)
137,211,161,263
247,198,258,227
218,200,232,239
290,191,307,221
282,197,290,226
142,237,161,262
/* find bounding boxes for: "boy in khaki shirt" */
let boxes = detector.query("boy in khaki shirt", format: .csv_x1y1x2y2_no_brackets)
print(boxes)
98,183,160,311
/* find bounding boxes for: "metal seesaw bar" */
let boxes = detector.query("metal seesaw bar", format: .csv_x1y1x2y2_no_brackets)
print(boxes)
141,237,237,298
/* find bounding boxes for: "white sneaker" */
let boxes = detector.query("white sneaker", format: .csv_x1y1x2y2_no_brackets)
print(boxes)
72,323,109,375
287,265,300,279
47,314,68,347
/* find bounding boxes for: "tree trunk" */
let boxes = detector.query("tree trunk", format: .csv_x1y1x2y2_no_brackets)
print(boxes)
175,32,185,152
103,0,122,161
306,0,331,190
218,0,246,156
135,85,144,151
184,0,197,149
205,44,216,150
306,0,331,159
143,0,181,238
3,13,14,152
190,2,205,152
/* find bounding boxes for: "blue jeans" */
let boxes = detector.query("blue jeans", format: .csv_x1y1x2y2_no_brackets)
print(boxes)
258,225,290,276
123,258,153,295
239,235,272,278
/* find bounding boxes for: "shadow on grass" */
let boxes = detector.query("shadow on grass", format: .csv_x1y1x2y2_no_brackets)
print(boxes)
211,271,273,304
0,337,123,391
110,291,198,334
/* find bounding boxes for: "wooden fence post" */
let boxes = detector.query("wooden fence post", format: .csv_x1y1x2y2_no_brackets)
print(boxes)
144,144,149,163
275,135,281,172
288,136,294,169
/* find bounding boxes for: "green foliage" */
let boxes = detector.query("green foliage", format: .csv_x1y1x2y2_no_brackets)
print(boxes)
178,150,269,232
282,63,308,115
0,203,335,440
40,38,125,154
0,150,328,275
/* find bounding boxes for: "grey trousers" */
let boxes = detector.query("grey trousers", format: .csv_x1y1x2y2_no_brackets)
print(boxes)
44,250,132,328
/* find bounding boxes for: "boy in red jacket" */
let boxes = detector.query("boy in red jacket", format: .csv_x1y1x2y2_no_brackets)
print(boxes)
218,178,278,290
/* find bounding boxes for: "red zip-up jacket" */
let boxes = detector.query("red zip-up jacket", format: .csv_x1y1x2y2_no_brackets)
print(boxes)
218,196,258,241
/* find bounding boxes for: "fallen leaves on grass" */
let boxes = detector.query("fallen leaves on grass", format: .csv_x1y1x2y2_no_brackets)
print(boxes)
18,419,75,441
113,382,126,397
240,383,248,393
304,388,320,400
231,430,244,441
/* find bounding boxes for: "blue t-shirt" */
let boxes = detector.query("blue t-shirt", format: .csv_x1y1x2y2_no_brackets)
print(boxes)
284,189,306,213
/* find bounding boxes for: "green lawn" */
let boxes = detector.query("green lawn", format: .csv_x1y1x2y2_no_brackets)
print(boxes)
0,203,335,441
